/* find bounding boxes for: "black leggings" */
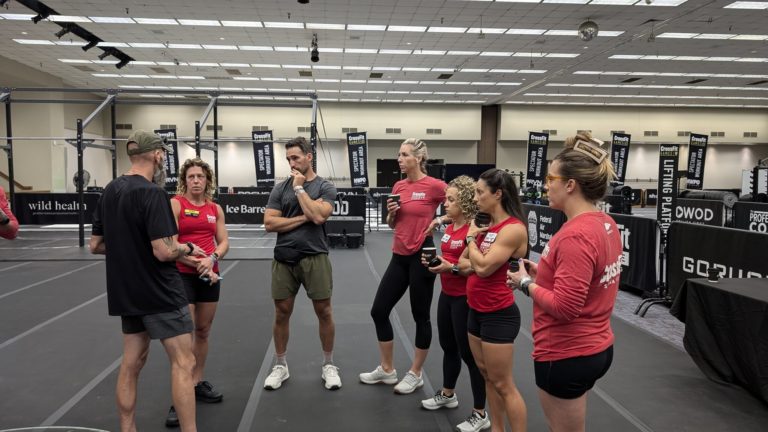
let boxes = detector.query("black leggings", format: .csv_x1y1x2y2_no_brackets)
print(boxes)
438,292,486,410
370,240,437,349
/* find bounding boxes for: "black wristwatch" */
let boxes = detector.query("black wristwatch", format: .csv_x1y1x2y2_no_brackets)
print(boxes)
185,242,194,256
451,264,460,276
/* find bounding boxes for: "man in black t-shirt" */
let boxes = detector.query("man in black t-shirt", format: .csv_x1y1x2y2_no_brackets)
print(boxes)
90,130,206,432
262,136,341,391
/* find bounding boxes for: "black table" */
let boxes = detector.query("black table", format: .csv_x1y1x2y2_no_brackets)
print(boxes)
670,278,768,405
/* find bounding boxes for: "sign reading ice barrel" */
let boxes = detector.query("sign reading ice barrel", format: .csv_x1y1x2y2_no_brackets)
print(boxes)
252,130,275,187
347,131,369,187
525,132,549,189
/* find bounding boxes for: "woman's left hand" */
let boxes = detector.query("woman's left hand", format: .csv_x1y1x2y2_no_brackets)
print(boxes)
467,220,489,238
196,255,215,275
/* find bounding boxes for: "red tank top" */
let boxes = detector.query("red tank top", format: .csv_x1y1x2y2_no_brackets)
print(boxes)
439,223,469,297
173,196,219,274
466,216,523,312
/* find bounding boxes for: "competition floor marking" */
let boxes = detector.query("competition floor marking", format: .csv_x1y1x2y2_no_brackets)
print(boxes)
0,262,32,272
0,262,102,301
37,262,241,428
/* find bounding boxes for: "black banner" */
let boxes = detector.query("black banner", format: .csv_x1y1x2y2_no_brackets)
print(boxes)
667,222,768,299
252,130,275,188
610,213,657,292
336,187,367,196
525,132,549,189
675,198,723,227
523,204,566,255
14,193,100,224
733,201,768,233
610,133,631,183
310,123,318,172
332,194,366,218
646,189,658,206
657,144,680,236
154,128,179,190
686,133,709,190
346,132,369,187
216,194,269,224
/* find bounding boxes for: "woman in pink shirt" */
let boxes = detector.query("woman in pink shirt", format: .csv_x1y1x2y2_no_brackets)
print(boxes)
0,186,19,240
360,138,447,395
508,133,622,432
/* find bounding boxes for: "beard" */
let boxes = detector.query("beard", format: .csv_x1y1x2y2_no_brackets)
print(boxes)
153,160,167,187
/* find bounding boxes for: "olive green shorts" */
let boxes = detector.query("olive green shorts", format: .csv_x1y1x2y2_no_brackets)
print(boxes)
271,253,333,300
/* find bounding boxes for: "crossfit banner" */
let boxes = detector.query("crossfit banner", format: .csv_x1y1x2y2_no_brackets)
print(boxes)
610,133,631,183
686,133,709,190
154,128,179,190
523,204,566,255
657,144,680,236
346,132,369,187
667,222,768,299
252,130,275,188
733,201,768,233
525,132,549,189
14,192,100,225
609,213,657,292
217,194,269,224
310,123,318,172
675,198,724,227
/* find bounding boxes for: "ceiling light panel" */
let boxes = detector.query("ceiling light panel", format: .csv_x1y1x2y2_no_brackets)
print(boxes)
134,18,179,25
177,19,220,26
89,16,135,24
427,27,467,33
724,2,768,9
264,22,304,28
221,20,263,27
387,25,427,32
347,24,387,31
306,23,346,30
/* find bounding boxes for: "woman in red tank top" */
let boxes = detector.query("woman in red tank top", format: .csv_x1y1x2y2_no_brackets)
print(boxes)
166,158,229,425
462,168,529,432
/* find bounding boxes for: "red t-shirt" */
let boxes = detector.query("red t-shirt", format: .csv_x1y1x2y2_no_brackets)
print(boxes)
391,176,446,255
439,223,469,296
173,196,220,274
0,186,19,240
466,216,523,312
531,211,623,362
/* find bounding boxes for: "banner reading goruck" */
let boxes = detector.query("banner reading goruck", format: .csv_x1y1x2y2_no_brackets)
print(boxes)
610,133,631,184
686,133,709,190
346,131,369,187
154,128,179,190
525,132,549,189
252,130,275,187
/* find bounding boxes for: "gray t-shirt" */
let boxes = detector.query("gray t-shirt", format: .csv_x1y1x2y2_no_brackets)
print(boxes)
267,176,337,257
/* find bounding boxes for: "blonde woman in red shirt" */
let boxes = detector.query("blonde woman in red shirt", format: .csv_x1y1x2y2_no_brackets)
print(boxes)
508,133,622,432
464,169,529,432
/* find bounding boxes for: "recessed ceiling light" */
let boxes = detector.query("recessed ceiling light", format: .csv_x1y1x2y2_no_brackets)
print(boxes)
177,19,220,26
379,49,412,55
447,51,480,56
167,43,201,49
724,2,768,10
264,22,304,29
90,16,135,24
48,15,91,22
134,18,179,25
545,30,578,36
466,28,508,34
240,46,273,51
202,44,238,50
318,47,344,53
306,23,346,30
275,46,307,52
345,48,378,54
344,66,371,70
480,52,513,56
427,27,467,33
13,39,55,45
694,33,735,39
506,29,546,35
387,25,427,32
347,24,387,31
0,14,36,20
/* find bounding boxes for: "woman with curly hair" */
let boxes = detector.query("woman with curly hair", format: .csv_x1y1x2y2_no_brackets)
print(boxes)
420,175,501,432
165,158,230,426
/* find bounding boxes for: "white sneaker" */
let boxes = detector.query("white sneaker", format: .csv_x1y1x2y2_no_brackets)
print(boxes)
456,411,491,432
263,364,289,390
359,365,398,385
322,364,342,390
421,390,459,410
393,371,424,394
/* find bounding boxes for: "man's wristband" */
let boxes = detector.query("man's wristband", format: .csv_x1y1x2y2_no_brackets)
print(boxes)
293,185,305,195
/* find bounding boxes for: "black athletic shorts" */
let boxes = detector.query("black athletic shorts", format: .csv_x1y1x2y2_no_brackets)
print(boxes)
467,303,521,344
534,345,614,399
121,305,193,340
181,272,221,303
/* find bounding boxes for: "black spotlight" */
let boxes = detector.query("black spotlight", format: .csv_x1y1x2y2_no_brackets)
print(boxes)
32,13,48,24
116,58,130,69
54,25,72,39
298,0,309,4
82,40,98,51
310,33,319,63
98,49,112,60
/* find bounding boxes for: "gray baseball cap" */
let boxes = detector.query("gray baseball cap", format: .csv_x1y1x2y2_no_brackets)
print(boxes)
126,130,171,155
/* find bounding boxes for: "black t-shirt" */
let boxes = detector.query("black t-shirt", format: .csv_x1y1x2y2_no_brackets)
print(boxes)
267,177,337,255
92,175,187,316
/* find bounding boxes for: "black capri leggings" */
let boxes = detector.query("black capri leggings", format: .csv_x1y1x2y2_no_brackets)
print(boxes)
370,238,437,350
438,292,486,410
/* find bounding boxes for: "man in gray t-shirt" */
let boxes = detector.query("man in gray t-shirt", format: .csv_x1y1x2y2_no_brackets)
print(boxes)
263,136,342,391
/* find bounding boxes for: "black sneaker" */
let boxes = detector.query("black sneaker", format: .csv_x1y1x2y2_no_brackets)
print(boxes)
195,380,223,403
165,406,179,428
